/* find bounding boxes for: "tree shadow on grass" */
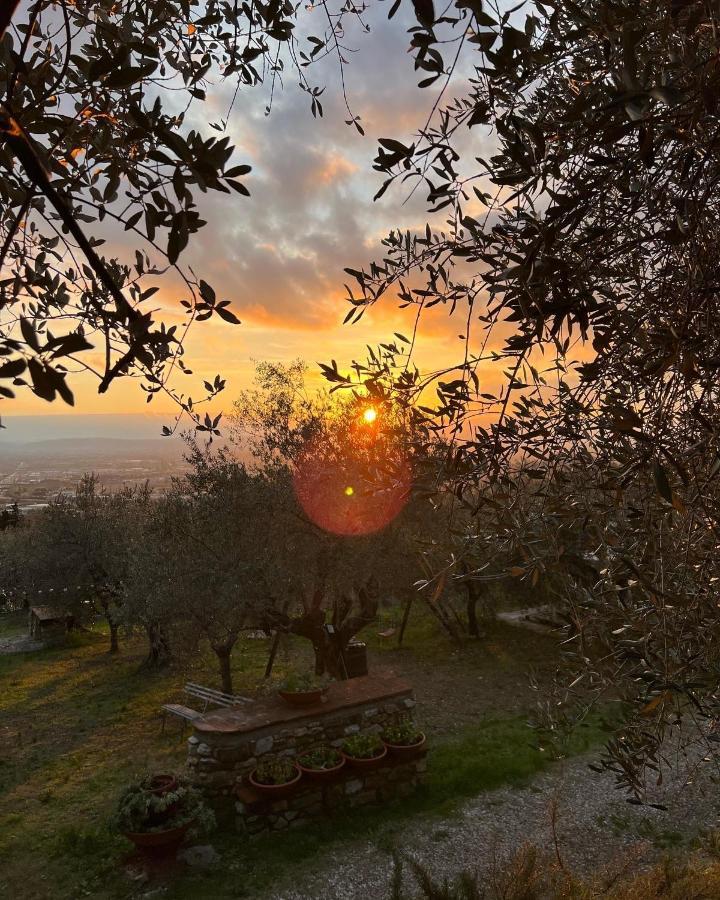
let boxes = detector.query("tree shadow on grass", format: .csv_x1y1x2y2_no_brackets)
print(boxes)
0,644,181,804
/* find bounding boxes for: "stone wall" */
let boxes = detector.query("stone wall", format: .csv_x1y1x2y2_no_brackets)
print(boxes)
186,671,425,832
236,753,427,837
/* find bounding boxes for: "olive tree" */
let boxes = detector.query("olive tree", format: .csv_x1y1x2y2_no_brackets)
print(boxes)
229,360,443,675
147,444,283,693
333,0,720,792
4,474,151,651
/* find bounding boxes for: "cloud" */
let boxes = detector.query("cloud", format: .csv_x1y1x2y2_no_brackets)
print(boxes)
10,5,500,416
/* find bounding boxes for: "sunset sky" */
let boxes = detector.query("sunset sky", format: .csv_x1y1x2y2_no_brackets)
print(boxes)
7,5,496,427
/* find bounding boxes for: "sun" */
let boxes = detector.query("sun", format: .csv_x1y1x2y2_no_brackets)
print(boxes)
362,407,378,424
344,485,354,496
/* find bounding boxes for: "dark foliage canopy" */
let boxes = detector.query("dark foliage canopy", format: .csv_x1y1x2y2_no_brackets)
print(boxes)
338,0,720,793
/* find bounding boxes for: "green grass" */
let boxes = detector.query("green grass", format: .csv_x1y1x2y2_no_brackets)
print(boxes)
0,608,25,637
0,610,615,900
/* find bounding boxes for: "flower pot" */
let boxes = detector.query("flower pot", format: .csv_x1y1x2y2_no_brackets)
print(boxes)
248,764,302,798
342,744,388,771
145,774,178,796
279,688,327,708
298,754,346,782
383,732,427,757
124,819,193,858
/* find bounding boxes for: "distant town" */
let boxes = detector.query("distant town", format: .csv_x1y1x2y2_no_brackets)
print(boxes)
0,415,188,511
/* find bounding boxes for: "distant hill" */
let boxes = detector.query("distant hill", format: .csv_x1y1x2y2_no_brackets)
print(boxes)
0,413,179,443
0,436,185,463
0,414,248,477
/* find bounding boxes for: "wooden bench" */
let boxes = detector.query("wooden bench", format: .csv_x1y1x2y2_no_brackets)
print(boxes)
161,682,252,735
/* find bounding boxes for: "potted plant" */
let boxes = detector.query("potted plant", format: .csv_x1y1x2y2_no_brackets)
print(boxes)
278,672,330,707
248,758,302,797
297,745,345,781
341,732,387,770
382,719,426,755
113,774,215,857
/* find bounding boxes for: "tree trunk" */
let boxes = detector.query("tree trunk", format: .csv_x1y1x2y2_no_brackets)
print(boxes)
108,620,120,653
144,622,171,667
273,583,379,680
96,589,121,654
312,635,346,680
466,592,480,638
213,644,234,694
462,568,483,639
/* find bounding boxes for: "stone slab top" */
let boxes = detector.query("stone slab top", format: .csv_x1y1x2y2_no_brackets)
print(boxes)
194,669,412,735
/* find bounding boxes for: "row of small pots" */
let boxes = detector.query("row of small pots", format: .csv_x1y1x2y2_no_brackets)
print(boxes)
247,733,426,797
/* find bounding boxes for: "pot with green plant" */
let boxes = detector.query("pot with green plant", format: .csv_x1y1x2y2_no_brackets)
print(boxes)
382,719,426,756
278,671,330,707
341,732,387,770
113,774,215,857
297,745,345,781
248,758,302,797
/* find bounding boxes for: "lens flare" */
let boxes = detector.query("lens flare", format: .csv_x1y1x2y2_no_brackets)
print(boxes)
293,437,410,536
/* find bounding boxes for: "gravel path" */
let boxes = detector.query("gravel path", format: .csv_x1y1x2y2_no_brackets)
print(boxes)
0,634,47,653
259,747,720,899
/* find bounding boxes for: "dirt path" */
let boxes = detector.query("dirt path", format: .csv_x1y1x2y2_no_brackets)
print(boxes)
258,748,720,899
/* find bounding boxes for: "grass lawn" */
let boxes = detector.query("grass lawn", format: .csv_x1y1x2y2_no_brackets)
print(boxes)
0,609,616,899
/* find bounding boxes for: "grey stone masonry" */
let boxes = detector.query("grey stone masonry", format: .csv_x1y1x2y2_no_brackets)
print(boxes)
235,753,427,837
186,670,420,799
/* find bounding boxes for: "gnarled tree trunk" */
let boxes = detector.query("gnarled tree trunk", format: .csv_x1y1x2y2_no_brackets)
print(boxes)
267,580,380,680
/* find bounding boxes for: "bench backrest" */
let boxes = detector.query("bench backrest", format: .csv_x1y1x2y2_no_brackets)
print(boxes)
184,682,251,708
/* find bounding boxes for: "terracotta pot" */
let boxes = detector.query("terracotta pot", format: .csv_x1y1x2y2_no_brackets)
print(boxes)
383,732,427,756
145,774,178,796
279,688,327,707
342,744,388,770
298,754,346,782
124,819,192,858
248,764,302,798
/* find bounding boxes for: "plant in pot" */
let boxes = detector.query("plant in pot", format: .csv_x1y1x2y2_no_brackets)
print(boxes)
248,757,302,797
113,774,215,857
341,732,387,770
297,745,345,781
278,671,331,707
382,719,426,755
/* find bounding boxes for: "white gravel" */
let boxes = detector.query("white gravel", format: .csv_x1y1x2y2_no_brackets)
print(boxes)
258,747,720,900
